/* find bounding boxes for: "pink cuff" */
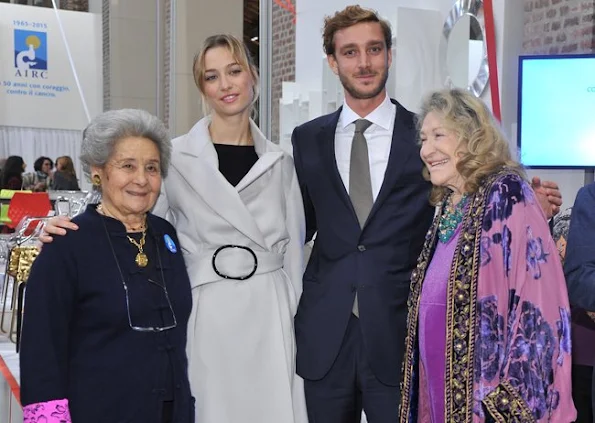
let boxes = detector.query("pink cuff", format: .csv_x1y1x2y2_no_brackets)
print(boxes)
23,398,72,422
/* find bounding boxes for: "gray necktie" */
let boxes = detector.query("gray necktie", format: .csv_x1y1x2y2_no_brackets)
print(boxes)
349,118,373,317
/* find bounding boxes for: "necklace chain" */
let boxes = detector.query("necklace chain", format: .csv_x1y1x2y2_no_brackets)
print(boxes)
127,230,148,267
438,194,469,243
97,203,146,232
97,203,149,267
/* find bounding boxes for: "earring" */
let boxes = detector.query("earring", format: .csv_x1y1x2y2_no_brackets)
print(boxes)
92,174,101,186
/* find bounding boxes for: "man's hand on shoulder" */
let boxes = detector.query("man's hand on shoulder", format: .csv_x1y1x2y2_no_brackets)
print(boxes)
531,176,562,219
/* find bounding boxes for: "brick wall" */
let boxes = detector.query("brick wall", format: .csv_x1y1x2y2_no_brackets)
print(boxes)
60,0,88,12
524,0,595,54
271,1,296,142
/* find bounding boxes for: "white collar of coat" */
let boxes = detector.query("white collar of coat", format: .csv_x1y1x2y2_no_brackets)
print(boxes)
177,116,283,191
172,116,284,248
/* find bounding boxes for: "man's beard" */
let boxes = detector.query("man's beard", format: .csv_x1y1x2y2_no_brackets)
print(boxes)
339,66,389,100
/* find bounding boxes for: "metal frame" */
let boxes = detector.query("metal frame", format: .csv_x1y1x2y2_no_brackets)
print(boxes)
439,0,489,97
258,0,272,140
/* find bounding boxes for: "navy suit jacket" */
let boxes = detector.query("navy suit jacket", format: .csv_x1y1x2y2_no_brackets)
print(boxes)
292,99,435,387
565,182,595,311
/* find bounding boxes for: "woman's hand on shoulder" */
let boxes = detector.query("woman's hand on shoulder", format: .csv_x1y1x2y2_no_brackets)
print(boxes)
39,215,79,244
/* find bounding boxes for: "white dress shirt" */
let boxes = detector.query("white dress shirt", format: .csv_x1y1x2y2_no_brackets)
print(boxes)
334,94,396,200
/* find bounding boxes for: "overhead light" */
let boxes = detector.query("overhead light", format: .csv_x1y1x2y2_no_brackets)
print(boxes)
251,36,259,42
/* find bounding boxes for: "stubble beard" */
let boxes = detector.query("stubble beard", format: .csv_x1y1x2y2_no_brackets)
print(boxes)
339,66,389,100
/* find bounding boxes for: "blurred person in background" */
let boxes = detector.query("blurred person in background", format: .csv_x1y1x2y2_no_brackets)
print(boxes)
23,156,53,191
50,155,80,191
0,155,26,190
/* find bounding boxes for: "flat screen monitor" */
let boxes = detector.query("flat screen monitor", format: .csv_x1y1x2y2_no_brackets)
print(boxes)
517,53,595,168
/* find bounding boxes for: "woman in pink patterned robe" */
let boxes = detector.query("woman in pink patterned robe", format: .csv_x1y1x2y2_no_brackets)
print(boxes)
398,88,576,422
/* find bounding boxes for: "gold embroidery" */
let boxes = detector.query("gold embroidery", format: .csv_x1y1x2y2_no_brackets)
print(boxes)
482,380,536,422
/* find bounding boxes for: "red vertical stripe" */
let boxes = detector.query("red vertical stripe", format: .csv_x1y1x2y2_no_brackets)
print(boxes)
483,0,501,121
0,353,21,405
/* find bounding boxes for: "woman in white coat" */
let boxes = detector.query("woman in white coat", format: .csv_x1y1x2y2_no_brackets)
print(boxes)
43,34,308,423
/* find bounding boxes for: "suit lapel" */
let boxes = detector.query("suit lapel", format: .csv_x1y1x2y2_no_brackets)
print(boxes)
318,108,357,215
173,118,268,249
367,100,418,224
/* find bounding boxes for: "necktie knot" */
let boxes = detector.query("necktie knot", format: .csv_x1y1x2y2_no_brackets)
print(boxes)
354,119,372,134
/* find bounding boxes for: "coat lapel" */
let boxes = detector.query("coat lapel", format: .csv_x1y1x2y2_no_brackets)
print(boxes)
366,100,418,225
235,120,283,192
173,118,272,249
318,108,357,215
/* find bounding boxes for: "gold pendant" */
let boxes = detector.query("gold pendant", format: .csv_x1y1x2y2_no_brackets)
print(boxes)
135,253,148,268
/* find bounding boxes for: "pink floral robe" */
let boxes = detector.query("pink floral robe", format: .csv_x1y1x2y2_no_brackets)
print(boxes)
399,170,576,422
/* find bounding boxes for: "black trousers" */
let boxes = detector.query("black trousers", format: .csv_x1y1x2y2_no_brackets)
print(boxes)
304,315,399,423
162,401,174,423
572,364,593,423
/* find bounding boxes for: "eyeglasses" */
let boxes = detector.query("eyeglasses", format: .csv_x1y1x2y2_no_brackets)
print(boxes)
122,276,177,332
102,219,177,333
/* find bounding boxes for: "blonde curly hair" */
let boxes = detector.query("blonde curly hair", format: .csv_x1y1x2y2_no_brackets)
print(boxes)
417,88,525,205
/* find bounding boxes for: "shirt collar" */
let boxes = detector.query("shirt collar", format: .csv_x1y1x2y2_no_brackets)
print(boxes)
339,93,394,131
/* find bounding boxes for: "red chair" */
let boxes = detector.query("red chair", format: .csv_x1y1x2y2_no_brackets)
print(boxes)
7,192,52,233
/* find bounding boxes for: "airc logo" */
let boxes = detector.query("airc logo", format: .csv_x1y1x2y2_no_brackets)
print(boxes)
587,87,595,93
14,29,48,79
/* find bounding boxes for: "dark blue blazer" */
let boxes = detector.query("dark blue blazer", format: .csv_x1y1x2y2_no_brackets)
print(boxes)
563,182,595,411
20,206,194,422
292,99,434,388
565,182,595,311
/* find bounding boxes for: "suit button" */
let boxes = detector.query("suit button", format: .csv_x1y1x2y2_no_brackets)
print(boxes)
357,245,366,252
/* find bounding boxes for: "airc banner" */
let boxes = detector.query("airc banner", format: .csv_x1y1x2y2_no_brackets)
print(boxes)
0,3,102,130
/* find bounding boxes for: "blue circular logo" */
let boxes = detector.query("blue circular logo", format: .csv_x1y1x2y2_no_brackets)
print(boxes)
164,234,177,253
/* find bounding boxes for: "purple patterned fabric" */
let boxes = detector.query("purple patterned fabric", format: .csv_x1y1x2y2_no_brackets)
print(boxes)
403,172,576,422
23,398,72,422
419,227,461,422
471,175,575,421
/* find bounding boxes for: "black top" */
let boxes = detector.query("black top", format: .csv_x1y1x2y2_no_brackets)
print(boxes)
20,205,194,422
214,143,259,186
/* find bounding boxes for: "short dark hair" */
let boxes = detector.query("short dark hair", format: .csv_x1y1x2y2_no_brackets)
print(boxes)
34,156,53,172
322,5,392,56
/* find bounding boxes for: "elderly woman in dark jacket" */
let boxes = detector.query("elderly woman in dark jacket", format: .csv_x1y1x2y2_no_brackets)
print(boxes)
19,109,194,423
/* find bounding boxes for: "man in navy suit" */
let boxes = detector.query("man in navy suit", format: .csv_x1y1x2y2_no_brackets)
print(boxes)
564,181,595,418
291,5,563,423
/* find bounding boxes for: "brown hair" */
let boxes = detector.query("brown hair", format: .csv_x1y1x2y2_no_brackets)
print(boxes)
417,88,525,205
192,34,260,116
56,156,76,178
323,5,392,56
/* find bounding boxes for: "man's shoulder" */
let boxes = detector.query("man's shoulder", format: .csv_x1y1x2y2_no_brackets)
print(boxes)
295,110,339,134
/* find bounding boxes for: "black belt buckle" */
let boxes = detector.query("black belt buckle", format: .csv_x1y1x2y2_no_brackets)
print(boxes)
212,245,258,280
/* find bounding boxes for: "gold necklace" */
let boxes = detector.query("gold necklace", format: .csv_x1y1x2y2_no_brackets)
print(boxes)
97,203,146,232
127,229,148,268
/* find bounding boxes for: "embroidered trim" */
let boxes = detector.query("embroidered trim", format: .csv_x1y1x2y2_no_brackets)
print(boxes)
23,398,72,422
482,380,536,423
444,185,486,422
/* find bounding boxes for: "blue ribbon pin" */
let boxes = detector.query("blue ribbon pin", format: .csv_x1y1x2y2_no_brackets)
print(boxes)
164,234,177,253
